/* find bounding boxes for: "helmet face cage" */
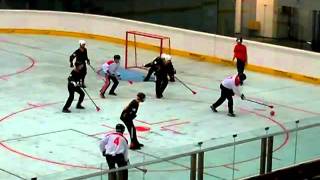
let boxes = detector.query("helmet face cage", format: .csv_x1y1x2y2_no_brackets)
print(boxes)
137,92,146,102
114,55,121,60
79,40,86,45
239,73,246,85
116,124,125,133
236,37,243,43
160,53,172,61
239,73,246,81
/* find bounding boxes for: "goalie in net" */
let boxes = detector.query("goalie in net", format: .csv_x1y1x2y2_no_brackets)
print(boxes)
144,53,176,82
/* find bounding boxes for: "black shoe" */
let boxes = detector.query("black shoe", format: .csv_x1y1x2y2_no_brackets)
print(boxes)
210,105,217,112
100,93,105,99
130,143,141,150
81,84,87,88
62,109,71,113
143,78,149,82
76,105,85,109
170,79,175,82
138,143,144,147
227,112,236,117
156,94,163,99
109,92,117,96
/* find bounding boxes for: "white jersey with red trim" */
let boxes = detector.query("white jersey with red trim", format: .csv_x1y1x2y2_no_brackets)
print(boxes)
99,132,128,161
221,75,242,96
101,60,120,76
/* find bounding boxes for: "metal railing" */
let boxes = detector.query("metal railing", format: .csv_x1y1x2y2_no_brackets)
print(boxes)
65,121,320,180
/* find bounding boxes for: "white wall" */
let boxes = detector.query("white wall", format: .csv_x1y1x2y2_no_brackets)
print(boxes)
256,0,276,37
0,10,319,79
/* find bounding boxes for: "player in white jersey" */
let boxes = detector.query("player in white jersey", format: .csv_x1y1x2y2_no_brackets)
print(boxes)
100,124,128,180
99,55,121,98
210,74,246,117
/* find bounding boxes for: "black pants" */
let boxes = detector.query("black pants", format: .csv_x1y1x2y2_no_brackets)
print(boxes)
105,154,128,180
236,59,245,75
80,64,87,85
144,66,156,81
121,116,139,145
155,76,168,98
109,75,119,94
168,71,175,82
212,84,234,113
63,83,85,110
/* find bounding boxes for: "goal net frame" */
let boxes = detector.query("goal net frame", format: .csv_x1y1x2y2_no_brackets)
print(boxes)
125,30,171,69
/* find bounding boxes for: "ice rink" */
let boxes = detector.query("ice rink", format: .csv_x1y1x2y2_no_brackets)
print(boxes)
0,34,319,180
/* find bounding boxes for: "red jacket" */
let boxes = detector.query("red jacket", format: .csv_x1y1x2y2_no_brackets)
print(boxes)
234,44,247,63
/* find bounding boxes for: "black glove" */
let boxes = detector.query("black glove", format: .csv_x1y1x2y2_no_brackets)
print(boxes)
70,63,74,68
241,94,245,100
87,60,90,65
102,150,106,157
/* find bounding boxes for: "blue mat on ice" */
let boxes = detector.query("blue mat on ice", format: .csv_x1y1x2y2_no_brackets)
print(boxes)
97,67,155,82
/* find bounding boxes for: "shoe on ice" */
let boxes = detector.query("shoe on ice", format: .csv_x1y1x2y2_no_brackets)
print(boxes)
100,93,105,99
109,92,117,96
156,94,163,99
76,105,85,109
138,143,144,147
227,112,236,117
62,109,71,113
210,105,217,112
130,143,141,150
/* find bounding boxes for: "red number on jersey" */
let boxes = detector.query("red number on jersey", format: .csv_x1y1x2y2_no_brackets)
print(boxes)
113,137,120,146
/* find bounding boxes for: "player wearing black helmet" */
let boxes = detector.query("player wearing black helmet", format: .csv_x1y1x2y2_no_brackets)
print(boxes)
120,92,146,150
100,123,129,180
62,62,85,113
210,74,246,117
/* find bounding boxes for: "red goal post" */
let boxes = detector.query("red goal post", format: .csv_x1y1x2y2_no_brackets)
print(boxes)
125,31,171,69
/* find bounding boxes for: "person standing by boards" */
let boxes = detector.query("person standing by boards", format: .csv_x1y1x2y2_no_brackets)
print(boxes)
69,40,91,88
232,37,248,76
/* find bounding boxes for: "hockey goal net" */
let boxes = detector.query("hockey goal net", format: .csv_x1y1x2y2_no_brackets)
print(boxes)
125,31,171,69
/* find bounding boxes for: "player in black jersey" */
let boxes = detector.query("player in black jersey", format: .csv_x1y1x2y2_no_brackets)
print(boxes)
143,53,175,82
166,59,176,82
154,57,168,99
62,62,85,113
143,56,163,81
69,40,90,88
120,92,146,150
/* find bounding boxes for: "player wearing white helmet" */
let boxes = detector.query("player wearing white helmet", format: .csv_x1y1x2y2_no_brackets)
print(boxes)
143,55,164,81
69,40,91,88
162,54,176,82
144,53,176,82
